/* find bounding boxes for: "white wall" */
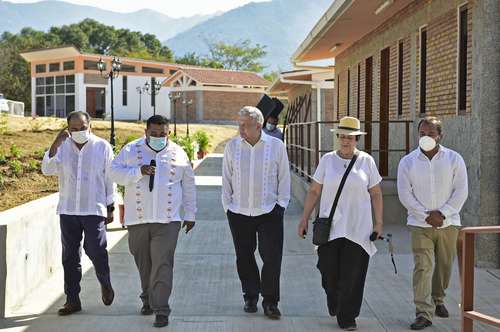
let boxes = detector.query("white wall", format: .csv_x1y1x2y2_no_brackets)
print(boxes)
107,75,171,121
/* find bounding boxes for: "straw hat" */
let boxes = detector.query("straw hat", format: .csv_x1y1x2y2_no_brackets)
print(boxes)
331,116,367,136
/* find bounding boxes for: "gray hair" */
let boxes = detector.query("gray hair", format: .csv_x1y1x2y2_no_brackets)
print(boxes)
238,106,264,125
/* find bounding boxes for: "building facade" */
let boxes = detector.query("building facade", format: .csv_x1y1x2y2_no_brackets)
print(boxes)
165,68,269,123
292,0,500,267
21,47,178,120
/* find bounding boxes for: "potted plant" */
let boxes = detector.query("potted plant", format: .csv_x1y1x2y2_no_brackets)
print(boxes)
194,130,210,159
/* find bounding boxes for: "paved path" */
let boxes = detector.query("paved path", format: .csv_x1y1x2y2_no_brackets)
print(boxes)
1,155,499,331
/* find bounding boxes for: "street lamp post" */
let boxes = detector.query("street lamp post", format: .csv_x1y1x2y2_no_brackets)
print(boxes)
168,92,181,136
97,56,121,146
136,85,146,121
144,79,162,116
182,95,193,137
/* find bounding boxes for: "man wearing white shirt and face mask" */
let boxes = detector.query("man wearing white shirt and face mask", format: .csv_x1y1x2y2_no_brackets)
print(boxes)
222,106,291,319
397,116,468,330
110,115,196,328
42,111,115,316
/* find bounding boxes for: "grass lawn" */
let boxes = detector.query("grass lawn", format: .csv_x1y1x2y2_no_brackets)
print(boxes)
0,115,237,211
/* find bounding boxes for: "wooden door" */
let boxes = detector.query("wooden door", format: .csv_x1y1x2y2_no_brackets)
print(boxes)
379,47,390,176
364,57,373,154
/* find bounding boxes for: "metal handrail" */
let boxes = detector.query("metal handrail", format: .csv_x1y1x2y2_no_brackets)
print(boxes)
459,226,500,331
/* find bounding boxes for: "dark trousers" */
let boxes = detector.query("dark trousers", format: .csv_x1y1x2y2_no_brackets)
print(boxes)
60,214,111,303
227,205,284,305
317,237,369,327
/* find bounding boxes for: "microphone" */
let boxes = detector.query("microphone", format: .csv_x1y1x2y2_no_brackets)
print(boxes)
149,160,156,192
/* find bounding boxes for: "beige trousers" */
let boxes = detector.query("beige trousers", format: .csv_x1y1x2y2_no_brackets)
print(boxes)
410,225,460,321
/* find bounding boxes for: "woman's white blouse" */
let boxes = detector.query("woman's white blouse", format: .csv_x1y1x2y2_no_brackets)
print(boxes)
313,150,382,256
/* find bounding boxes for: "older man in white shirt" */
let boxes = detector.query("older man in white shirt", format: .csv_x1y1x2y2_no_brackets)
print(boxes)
397,116,468,331
222,106,291,319
42,111,115,316
110,115,196,328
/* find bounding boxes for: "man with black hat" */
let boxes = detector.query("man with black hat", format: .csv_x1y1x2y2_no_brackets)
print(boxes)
258,95,284,141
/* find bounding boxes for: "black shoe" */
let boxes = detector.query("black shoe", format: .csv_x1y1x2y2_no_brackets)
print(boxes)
410,316,432,330
435,304,449,318
57,302,82,316
343,321,357,331
101,284,115,306
263,303,281,320
141,304,153,315
153,315,169,328
244,299,258,313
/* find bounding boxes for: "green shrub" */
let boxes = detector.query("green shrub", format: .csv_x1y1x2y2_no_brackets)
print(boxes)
9,144,23,159
8,159,23,176
33,149,45,159
26,159,40,172
0,112,8,134
171,135,195,161
193,130,210,152
29,119,43,132
0,152,6,164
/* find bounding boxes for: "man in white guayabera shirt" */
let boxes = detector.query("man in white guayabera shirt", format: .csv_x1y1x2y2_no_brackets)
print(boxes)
110,115,196,328
222,106,291,320
41,111,115,316
397,116,468,331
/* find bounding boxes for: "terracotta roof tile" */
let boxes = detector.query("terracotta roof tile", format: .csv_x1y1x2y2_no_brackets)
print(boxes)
180,67,270,86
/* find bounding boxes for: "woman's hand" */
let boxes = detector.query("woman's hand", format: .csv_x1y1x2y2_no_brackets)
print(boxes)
374,222,383,239
298,218,308,239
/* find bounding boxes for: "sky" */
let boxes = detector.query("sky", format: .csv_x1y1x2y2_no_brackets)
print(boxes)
6,0,271,17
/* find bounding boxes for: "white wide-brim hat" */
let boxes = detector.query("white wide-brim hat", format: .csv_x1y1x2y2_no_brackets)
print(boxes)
330,116,367,136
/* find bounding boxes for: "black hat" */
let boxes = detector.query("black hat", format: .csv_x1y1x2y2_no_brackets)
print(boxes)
256,94,276,120
269,98,284,119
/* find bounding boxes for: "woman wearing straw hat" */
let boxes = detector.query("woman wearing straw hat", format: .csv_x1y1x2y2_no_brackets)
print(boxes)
297,116,384,331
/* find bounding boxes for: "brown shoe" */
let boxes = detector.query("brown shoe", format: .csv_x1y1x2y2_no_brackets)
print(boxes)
410,316,432,330
101,284,115,306
435,304,449,318
57,302,82,316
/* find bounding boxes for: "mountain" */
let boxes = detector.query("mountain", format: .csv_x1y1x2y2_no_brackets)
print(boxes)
165,0,333,71
0,0,218,41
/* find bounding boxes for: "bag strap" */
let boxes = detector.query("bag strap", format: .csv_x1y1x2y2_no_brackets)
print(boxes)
326,151,359,224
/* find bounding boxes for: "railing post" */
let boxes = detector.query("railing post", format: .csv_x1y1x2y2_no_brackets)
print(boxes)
307,123,311,181
461,232,475,332
315,121,320,168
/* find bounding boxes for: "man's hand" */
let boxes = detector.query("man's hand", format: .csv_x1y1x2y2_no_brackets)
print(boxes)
426,211,444,228
297,218,308,239
49,127,70,158
105,204,115,225
182,221,195,234
141,165,156,176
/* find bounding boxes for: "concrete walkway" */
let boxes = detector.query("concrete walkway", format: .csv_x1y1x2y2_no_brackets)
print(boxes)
1,155,499,331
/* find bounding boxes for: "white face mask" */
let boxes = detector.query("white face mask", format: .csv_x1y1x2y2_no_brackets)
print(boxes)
419,136,437,152
71,129,90,144
148,136,168,151
266,123,276,131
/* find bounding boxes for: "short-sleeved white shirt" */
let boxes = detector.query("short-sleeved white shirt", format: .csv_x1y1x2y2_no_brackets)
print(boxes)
313,150,382,256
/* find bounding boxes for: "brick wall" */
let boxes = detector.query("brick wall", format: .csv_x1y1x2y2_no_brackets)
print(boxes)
334,0,473,121
202,91,263,121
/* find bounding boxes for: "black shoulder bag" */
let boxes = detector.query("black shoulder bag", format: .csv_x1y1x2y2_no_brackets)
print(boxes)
312,151,359,246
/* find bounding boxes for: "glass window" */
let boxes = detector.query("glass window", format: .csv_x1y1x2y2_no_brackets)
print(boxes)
56,95,65,117
56,76,65,84
65,95,75,114
36,97,45,116
36,77,45,86
45,96,54,117
84,60,102,70
46,85,54,94
49,63,60,72
142,66,164,74
63,61,75,71
65,75,75,84
121,64,135,72
66,85,75,93
36,86,45,95
56,85,65,94
35,64,46,73
122,76,128,106
45,76,54,85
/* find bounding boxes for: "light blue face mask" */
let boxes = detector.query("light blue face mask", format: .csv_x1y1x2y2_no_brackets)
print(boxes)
148,136,167,151
266,123,276,131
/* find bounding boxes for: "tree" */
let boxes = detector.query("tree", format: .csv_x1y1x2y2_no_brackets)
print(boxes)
175,52,223,69
208,40,267,72
263,70,279,83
